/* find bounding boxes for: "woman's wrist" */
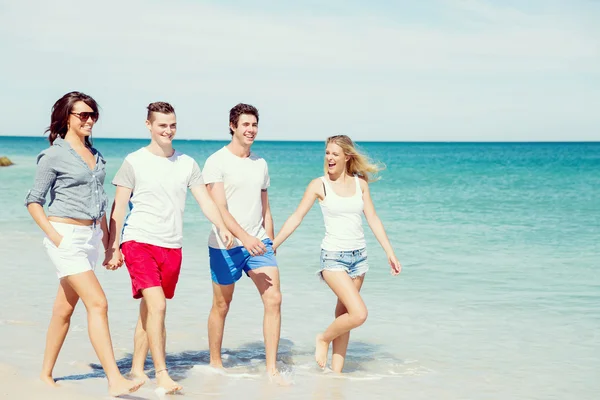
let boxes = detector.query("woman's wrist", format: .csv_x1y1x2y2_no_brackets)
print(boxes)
51,233,63,245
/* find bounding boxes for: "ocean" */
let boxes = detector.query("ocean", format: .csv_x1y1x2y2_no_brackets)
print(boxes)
0,136,599,399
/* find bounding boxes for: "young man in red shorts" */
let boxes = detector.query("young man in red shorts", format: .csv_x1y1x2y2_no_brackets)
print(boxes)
104,102,232,394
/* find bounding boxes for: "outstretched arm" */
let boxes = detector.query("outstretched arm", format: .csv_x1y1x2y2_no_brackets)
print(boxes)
272,179,322,251
190,184,233,248
103,185,132,269
361,179,401,275
261,189,274,240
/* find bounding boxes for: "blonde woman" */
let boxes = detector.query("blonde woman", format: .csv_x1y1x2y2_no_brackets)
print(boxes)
273,135,401,372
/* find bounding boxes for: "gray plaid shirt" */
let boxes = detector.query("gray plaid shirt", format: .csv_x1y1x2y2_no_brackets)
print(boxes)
25,137,108,221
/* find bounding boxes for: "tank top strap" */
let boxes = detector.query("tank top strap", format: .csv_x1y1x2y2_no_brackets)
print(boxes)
354,175,362,196
320,176,331,197
321,176,333,189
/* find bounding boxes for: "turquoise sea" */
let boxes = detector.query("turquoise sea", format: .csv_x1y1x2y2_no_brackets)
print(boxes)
0,136,599,399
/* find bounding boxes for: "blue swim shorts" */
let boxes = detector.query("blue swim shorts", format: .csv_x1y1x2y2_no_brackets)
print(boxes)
318,248,369,279
209,238,278,285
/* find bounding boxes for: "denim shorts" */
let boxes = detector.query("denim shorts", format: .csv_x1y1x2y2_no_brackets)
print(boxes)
318,248,369,280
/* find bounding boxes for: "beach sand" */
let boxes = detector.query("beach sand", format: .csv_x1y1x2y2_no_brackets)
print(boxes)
0,363,100,400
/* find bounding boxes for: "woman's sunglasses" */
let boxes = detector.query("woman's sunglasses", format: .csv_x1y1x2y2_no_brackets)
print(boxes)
71,112,99,122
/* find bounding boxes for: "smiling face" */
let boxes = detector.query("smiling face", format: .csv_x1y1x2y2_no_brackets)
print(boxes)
230,113,258,146
68,101,97,139
325,142,350,175
146,112,177,145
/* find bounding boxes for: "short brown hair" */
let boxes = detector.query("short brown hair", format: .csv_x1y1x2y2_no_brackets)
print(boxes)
229,103,259,135
147,102,175,122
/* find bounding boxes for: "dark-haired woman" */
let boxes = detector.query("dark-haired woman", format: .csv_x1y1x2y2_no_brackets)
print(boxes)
25,92,144,396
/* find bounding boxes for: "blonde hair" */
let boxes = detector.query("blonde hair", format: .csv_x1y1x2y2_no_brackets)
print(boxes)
324,135,384,182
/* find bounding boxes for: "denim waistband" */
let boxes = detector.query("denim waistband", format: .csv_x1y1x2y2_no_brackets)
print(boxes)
321,248,365,256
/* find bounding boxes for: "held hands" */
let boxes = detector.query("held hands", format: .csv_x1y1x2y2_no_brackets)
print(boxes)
103,247,123,271
388,253,402,276
218,227,234,250
242,235,267,256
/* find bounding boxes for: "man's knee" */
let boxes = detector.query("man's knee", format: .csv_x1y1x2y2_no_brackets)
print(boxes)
143,291,167,316
263,289,282,311
212,296,232,317
147,301,166,316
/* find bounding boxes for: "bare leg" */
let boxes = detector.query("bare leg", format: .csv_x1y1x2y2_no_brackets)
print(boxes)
248,267,282,376
315,271,368,368
139,286,181,394
208,282,235,368
129,299,150,381
331,275,365,373
64,271,144,396
40,280,79,386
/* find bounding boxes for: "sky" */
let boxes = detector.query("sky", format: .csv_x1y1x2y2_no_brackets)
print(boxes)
0,0,599,142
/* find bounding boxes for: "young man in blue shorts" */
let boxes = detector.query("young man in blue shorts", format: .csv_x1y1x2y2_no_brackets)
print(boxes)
202,103,283,380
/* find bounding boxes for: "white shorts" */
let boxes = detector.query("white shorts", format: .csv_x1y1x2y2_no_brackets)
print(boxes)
43,221,103,279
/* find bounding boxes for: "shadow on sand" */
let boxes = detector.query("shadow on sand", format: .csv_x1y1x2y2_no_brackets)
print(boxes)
54,338,404,382
55,338,297,382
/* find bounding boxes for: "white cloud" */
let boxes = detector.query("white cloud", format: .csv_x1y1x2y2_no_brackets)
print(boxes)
0,0,598,141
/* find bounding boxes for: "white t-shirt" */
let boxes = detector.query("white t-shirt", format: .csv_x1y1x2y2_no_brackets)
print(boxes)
112,148,204,248
202,146,270,249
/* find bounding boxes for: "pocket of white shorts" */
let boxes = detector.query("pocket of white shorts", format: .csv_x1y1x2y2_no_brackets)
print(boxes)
56,225,74,249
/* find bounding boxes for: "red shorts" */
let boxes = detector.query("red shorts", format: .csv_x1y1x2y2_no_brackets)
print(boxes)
121,241,183,299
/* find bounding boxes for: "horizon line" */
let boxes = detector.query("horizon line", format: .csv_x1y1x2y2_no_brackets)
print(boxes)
1,134,599,144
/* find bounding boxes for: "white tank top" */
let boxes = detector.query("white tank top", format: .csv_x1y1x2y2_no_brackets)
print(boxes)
319,176,366,251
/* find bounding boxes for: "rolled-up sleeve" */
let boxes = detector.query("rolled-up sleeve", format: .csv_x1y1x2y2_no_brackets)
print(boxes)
25,151,56,206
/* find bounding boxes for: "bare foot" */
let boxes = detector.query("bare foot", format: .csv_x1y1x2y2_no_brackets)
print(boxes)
209,361,224,369
108,376,145,397
40,374,60,387
315,333,329,369
268,370,292,386
156,371,183,394
127,370,150,383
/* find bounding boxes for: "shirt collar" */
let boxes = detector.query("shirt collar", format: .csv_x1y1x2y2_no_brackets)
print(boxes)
53,137,97,155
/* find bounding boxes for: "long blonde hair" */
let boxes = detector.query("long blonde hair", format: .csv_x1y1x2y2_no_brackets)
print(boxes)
324,135,384,182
